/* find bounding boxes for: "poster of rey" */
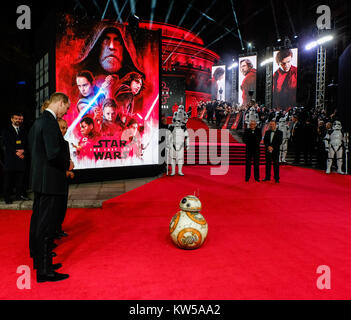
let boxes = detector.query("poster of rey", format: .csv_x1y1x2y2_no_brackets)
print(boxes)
56,15,160,169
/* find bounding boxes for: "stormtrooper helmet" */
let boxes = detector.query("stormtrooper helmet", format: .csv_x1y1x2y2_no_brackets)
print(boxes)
279,117,286,124
333,120,342,130
179,195,202,212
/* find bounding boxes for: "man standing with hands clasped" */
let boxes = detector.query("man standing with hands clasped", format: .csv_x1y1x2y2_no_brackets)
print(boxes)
243,120,262,182
28,92,74,283
263,120,283,183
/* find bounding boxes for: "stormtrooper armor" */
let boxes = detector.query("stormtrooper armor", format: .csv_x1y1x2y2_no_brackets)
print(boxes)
278,116,290,163
167,105,190,176
324,120,346,174
245,107,260,127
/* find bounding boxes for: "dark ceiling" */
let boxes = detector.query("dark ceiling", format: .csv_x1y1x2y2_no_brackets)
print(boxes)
3,0,351,62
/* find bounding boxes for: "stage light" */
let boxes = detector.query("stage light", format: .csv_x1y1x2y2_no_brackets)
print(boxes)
294,35,298,39
305,35,334,50
260,57,274,67
248,42,252,48
17,81,26,85
277,38,281,42
228,62,238,70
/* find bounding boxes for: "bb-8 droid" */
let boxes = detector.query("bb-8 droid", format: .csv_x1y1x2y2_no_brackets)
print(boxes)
169,195,208,249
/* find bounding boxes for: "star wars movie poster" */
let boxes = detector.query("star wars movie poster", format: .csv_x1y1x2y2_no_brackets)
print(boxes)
211,65,226,101
56,15,160,169
272,48,298,110
238,55,257,106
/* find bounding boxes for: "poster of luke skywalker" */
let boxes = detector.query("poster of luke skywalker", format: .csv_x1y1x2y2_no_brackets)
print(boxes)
56,15,160,170
238,55,257,106
272,48,298,110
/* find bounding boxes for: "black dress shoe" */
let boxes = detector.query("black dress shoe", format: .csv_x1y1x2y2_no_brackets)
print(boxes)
50,243,58,250
275,180,280,183
37,271,69,283
262,178,270,181
245,178,249,182
51,252,57,257
255,179,260,182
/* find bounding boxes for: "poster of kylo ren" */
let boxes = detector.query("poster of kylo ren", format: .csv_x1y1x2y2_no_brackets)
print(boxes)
56,15,160,170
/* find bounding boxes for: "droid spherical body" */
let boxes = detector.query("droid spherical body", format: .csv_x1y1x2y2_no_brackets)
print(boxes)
169,196,208,249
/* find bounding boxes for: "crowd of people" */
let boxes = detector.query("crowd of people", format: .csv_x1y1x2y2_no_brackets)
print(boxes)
195,98,349,172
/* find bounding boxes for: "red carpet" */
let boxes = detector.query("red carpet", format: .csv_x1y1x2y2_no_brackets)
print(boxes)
1,166,351,299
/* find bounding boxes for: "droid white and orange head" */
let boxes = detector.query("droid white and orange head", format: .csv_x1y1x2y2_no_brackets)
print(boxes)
179,195,201,212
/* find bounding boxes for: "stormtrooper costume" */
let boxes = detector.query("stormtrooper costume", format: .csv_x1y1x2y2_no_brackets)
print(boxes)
278,115,290,163
245,107,260,127
167,106,189,176
323,120,346,174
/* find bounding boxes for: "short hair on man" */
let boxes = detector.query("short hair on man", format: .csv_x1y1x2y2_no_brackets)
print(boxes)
276,49,293,64
76,70,95,84
80,116,94,126
103,98,117,110
11,111,23,118
240,59,253,69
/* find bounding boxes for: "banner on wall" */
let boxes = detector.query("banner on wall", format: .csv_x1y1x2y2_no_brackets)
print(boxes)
211,65,226,101
161,76,185,117
238,55,257,106
56,15,160,169
272,48,298,109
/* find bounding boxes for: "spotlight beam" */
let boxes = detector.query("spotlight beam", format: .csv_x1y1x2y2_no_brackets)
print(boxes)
192,27,235,59
119,0,129,17
126,0,140,21
149,0,157,29
230,0,244,50
270,0,281,42
101,0,111,20
163,1,217,65
284,1,297,38
164,0,174,24
177,0,195,27
92,0,102,15
129,0,136,15
111,0,122,23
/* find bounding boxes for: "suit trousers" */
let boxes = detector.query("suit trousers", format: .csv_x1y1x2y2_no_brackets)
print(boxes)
56,193,68,233
3,170,25,201
29,192,66,273
265,151,280,181
245,149,260,180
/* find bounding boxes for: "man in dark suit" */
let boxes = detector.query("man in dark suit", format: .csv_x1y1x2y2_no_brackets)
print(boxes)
290,115,303,164
243,120,262,182
1,112,29,204
263,120,283,183
28,92,74,283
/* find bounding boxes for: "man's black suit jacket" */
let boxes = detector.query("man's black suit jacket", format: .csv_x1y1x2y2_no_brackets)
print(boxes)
264,129,283,154
28,110,70,195
243,127,262,151
1,125,28,171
